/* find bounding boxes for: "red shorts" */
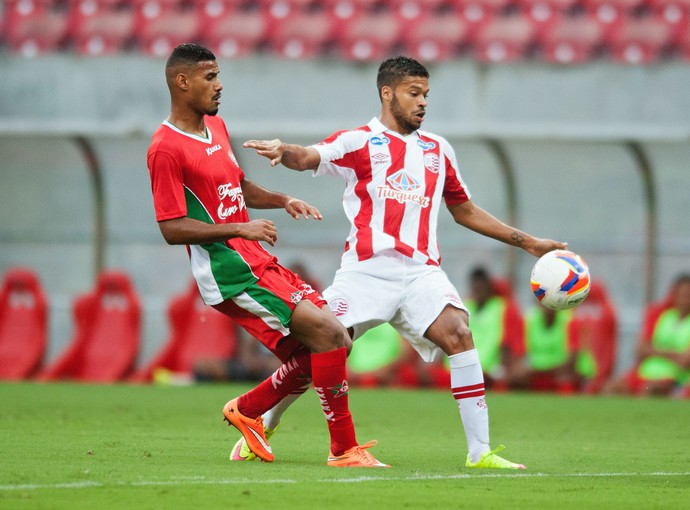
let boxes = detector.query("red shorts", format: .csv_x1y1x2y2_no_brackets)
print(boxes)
212,262,326,363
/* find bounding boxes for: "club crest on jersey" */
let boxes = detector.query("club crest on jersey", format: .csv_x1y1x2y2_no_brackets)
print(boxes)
417,139,436,151
376,170,430,208
217,182,245,219
370,136,390,146
206,144,222,156
228,150,238,165
290,292,303,304
329,297,349,317
424,153,440,173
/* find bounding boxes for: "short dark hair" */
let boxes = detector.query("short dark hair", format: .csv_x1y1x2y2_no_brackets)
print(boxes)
470,266,491,282
376,56,429,99
166,43,216,69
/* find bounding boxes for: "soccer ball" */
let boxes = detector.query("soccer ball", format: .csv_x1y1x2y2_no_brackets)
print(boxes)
530,250,591,310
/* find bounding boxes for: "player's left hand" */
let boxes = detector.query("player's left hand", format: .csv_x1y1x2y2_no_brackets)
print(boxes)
285,197,322,221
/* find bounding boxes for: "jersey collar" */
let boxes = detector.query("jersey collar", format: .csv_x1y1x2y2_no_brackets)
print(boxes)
367,117,420,141
162,120,214,144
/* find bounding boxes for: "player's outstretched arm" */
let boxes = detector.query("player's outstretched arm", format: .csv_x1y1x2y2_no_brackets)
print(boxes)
243,139,321,171
447,200,567,257
158,216,278,246
241,179,322,220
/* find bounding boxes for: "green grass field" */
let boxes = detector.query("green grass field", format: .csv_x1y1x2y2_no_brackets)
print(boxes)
1,382,688,509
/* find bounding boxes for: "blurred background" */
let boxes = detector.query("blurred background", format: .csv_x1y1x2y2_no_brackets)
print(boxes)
1,0,689,388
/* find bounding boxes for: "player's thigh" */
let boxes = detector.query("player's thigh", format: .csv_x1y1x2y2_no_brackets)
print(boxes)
212,263,327,361
395,268,472,355
289,300,349,353
323,267,402,338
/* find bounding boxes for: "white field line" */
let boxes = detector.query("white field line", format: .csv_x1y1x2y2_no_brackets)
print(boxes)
1,472,689,491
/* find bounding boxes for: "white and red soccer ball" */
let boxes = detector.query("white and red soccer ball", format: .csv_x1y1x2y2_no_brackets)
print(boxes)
530,250,591,310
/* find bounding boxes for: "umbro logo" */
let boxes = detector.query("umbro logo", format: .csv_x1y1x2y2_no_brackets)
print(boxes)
206,144,222,156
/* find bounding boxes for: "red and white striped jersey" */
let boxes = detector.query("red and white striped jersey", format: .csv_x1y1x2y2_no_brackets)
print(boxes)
312,117,471,267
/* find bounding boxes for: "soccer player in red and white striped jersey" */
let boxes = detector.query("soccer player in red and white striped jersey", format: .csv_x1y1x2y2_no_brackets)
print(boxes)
147,44,388,468
243,56,567,469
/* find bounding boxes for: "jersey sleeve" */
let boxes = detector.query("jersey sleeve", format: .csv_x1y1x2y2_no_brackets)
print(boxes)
441,141,471,205
311,129,363,178
147,149,187,222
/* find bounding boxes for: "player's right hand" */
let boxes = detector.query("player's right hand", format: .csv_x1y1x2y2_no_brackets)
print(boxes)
241,219,278,246
243,139,284,167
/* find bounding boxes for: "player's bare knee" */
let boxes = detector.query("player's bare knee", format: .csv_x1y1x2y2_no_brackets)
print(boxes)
443,324,475,355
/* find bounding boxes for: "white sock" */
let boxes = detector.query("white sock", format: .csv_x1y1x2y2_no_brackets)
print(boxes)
262,384,309,431
448,349,490,463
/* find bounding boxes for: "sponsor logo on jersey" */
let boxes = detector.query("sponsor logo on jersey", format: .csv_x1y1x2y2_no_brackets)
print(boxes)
217,182,245,219
417,139,436,151
206,144,222,156
424,153,440,173
375,170,430,207
371,152,391,166
329,297,349,317
370,136,390,146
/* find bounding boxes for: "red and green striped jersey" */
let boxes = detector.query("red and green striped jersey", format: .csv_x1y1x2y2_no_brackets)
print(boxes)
147,115,276,305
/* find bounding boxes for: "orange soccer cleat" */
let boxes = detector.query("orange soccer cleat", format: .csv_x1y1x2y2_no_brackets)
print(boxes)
222,398,274,462
326,440,390,468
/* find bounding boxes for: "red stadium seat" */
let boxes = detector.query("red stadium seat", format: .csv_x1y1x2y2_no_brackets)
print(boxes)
134,1,201,57
67,0,135,55
538,13,606,63
650,0,690,29
336,9,402,61
673,18,690,59
387,0,451,21
607,13,675,63
4,0,69,56
568,282,617,394
327,0,381,21
261,0,317,20
0,268,47,380
518,0,582,24
473,13,537,62
200,3,268,58
582,0,647,26
132,280,238,383
401,10,474,61
451,0,514,26
267,8,334,58
39,271,140,383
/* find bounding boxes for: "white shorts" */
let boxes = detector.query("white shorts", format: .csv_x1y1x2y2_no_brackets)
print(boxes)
323,252,467,362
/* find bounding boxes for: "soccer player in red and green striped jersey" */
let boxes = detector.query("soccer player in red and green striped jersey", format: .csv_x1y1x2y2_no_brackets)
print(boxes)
146,43,387,468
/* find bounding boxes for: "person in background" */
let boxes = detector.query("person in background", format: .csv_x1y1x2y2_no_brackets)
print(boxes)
605,273,690,396
514,306,577,394
346,322,407,388
461,267,525,391
567,282,617,394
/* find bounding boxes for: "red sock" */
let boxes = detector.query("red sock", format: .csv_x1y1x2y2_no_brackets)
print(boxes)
311,347,357,456
238,348,312,418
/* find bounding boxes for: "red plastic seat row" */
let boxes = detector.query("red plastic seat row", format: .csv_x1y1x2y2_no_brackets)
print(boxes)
0,267,241,384
2,0,689,62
